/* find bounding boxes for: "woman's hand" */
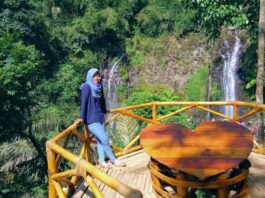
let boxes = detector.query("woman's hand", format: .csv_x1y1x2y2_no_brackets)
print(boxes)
75,118,84,124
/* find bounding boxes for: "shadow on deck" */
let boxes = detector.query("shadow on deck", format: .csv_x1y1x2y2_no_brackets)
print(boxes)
73,150,265,198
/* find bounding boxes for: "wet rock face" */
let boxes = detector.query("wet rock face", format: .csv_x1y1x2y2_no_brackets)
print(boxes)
102,34,216,96
131,34,213,92
212,29,246,101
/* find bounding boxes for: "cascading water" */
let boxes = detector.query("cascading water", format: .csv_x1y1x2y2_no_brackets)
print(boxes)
105,54,125,129
107,54,125,110
221,36,242,117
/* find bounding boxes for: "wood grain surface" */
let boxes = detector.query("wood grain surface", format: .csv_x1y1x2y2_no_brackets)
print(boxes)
140,121,253,180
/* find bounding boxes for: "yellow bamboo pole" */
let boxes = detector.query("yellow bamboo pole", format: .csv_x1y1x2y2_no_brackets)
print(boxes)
152,103,157,124
150,164,248,189
157,106,193,122
104,113,121,126
238,108,261,121
52,123,77,143
67,176,80,195
56,134,72,170
47,141,142,198
115,145,142,157
59,178,75,187
111,145,124,152
236,101,263,108
150,161,163,192
217,174,229,198
72,128,87,142
108,101,265,113
84,175,104,198
117,110,153,123
90,139,124,152
52,181,67,198
155,101,234,106
51,169,76,180
46,146,57,198
65,140,86,195
109,103,152,112
176,173,188,197
197,106,231,120
124,135,140,150
79,144,86,159
84,126,91,162
233,104,238,122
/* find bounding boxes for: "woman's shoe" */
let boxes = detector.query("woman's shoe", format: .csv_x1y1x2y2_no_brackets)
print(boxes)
99,161,109,168
112,159,126,167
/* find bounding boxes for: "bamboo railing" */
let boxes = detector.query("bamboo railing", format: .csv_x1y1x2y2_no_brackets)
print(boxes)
46,101,265,197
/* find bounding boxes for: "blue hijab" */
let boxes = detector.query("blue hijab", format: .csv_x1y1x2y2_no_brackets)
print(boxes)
82,68,102,98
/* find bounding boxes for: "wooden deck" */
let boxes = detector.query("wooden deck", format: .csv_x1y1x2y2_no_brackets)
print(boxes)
73,150,265,198
248,152,265,198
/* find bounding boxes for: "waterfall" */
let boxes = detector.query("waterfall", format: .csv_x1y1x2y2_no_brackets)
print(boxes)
107,54,125,110
221,36,242,117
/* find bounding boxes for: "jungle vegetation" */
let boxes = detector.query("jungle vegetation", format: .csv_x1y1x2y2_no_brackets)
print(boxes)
0,0,263,196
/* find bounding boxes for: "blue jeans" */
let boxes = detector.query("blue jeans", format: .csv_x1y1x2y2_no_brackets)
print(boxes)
88,123,116,163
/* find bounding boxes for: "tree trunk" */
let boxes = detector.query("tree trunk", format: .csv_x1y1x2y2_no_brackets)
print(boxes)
23,108,48,171
206,66,212,120
20,125,48,171
256,0,265,145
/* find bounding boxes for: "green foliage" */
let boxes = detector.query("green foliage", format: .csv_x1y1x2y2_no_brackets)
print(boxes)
58,0,147,56
0,0,60,65
45,0,89,17
124,82,194,127
136,0,194,37
211,80,222,101
239,41,258,100
108,115,139,148
195,189,212,198
185,66,208,101
136,3,174,36
0,139,47,197
1,0,261,196
187,0,259,38
126,34,168,68
0,31,44,139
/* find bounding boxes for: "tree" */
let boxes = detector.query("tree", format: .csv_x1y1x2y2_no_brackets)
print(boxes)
0,31,47,196
256,0,265,145
187,0,259,38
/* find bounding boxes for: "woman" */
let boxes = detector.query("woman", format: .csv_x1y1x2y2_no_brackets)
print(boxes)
77,68,124,167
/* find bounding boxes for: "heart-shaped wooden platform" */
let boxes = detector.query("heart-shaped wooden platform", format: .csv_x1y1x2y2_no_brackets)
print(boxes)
140,121,253,180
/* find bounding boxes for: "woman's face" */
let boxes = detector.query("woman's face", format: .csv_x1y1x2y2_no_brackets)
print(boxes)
92,74,101,84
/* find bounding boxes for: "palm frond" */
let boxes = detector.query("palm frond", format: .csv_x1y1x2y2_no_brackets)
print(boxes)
0,139,37,171
113,115,140,147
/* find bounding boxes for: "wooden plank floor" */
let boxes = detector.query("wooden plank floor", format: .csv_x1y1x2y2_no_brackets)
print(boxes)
72,150,155,198
73,150,265,198
248,152,265,198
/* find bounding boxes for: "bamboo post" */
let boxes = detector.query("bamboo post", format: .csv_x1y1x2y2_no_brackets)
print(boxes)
150,160,163,190
56,134,72,170
176,172,188,198
84,175,104,198
115,145,142,157
217,173,229,198
152,103,157,124
233,104,238,122
51,169,76,180
47,142,142,198
84,126,91,162
52,180,67,198
124,135,140,151
104,113,120,126
46,146,57,198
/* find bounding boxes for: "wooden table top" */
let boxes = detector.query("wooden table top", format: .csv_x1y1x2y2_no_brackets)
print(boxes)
140,121,253,180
